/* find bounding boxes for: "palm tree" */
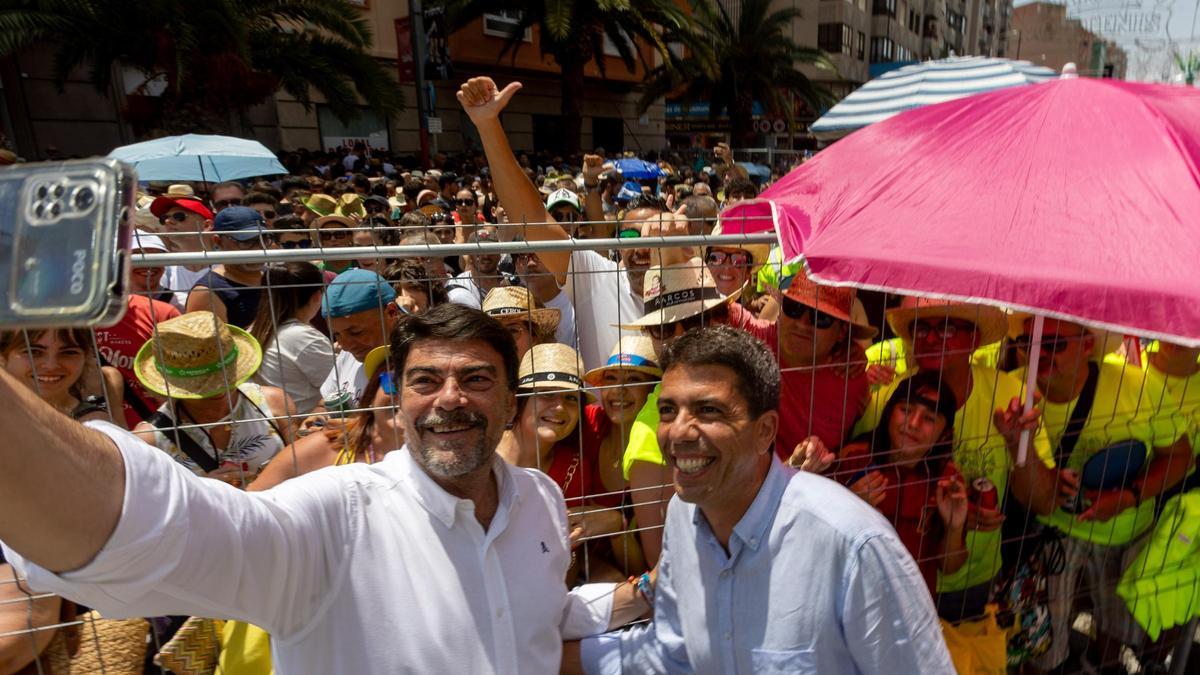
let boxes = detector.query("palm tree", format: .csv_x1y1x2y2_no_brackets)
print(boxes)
640,0,835,146
1176,51,1198,86
440,0,685,154
0,0,403,135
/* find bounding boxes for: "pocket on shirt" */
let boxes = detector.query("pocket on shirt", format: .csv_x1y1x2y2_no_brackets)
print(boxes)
750,647,818,674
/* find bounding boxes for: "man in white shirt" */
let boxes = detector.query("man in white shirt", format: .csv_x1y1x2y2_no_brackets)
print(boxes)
460,77,654,370
446,229,504,309
0,304,645,673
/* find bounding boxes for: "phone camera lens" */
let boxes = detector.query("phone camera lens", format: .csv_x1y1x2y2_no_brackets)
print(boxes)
35,185,48,200
34,203,44,218
52,184,65,199
50,202,62,218
73,186,96,211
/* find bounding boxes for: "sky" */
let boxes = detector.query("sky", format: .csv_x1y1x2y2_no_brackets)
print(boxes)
1014,0,1200,80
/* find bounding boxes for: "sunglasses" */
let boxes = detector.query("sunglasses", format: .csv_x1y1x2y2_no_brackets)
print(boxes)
379,371,397,396
455,198,477,207
706,250,751,267
781,297,837,329
279,239,314,249
320,229,351,241
645,309,722,341
214,198,243,210
911,320,975,341
161,211,191,223
1013,333,1081,354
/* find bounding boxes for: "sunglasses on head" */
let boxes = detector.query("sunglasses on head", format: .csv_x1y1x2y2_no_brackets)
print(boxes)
705,250,751,267
279,238,314,249
1013,333,1081,354
214,198,243,210
781,296,836,329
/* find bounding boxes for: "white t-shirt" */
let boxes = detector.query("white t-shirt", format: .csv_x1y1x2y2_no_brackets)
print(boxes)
446,271,486,309
5,422,615,674
319,349,366,406
562,250,643,371
545,289,578,351
162,265,211,312
256,320,335,414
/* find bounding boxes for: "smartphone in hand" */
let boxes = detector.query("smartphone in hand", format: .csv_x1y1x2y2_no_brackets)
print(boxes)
0,158,135,328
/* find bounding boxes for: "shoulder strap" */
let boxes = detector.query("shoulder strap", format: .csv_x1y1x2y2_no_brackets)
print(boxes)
97,352,156,423
147,411,221,473
1056,361,1099,465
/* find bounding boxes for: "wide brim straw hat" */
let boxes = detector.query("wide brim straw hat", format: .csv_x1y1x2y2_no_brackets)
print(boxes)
1006,311,1123,361
134,311,262,400
336,193,366,219
483,286,561,337
706,222,771,273
785,274,878,341
304,193,337,217
887,297,1009,347
583,335,663,387
619,258,740,329
517,343,595,402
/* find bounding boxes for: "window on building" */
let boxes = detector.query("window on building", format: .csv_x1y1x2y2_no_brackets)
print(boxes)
483,10,532,41
818,23,850,54
857,31,866,60
592,117,624,152
870,36,895,62
872,0,896,17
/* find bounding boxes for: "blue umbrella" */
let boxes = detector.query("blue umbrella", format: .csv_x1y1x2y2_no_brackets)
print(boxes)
612,158,664,180
109,134,287,182
741,162,771,180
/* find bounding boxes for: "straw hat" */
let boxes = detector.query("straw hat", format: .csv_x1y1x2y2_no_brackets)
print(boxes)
303,193,337,217
583,335,663,387
1006,311,1123,361
619,258,739,329
784,275,878,341
335,193,366,219
134,311,262,400
483,286,561,337
706,222,771,273
315,214,358,232
517,343,595,402
887,297,1008,347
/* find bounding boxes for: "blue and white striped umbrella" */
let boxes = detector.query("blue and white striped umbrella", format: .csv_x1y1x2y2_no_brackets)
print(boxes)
810,56,1057,140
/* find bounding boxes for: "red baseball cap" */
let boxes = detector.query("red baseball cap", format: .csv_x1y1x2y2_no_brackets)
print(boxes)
150,195,213,221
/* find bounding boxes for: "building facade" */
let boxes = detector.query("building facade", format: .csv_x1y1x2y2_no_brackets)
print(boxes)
1011,2,1127,79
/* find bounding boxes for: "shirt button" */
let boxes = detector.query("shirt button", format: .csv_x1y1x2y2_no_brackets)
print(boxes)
723,632,732,641
749,537,758,546
720,570,730,578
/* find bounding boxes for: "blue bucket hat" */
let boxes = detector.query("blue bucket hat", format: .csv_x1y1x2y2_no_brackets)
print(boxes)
323,268,397,318
212,206,267,241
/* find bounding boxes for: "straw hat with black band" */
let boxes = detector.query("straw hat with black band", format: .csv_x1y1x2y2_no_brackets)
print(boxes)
483,286,561,338
517,343,596,402
886,297,1009,347
618,258,739,329
1006,311,1124,361
784,275,878,341
134,311,262,400
583,335,663,387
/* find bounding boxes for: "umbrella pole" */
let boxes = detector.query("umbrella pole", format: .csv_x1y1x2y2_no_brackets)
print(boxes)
1016,314,1045,467
198,157,209,197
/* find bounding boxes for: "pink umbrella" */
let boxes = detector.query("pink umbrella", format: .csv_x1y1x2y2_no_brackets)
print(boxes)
724,77,1200,347
723,75,1200,463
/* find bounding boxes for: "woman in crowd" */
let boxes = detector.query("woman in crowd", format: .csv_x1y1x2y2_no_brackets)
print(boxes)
250,346,401,491
498,343,627,581
1,328,125,427
250,262,334,414
703,224,776,320
580,335,663,576
834,370,969,596
133,311,296,488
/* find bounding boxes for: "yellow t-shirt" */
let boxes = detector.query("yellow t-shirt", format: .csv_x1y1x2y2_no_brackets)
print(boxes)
1140,353,1200,459
623,385,664,479
854,363,1056,592
1025,360,1187,546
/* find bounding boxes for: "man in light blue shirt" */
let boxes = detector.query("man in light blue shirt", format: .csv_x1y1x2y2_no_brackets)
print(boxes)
577,326,954,674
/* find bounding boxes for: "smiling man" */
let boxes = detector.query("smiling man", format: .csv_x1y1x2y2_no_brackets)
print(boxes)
0,304,645,673
576,326,953,674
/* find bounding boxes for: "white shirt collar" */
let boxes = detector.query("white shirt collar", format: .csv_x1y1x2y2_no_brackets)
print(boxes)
384,447,519,529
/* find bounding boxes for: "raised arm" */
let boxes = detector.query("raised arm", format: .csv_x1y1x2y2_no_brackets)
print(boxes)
0,367,125,572
457,78,571,285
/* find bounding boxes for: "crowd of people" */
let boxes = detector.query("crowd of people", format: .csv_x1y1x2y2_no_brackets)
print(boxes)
0,76,1197,675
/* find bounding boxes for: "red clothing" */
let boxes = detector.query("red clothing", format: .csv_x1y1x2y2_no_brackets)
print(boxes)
94,295,180,427
837,443,960,595
544,405,623,510
725,302,777,354
776,364,870,460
